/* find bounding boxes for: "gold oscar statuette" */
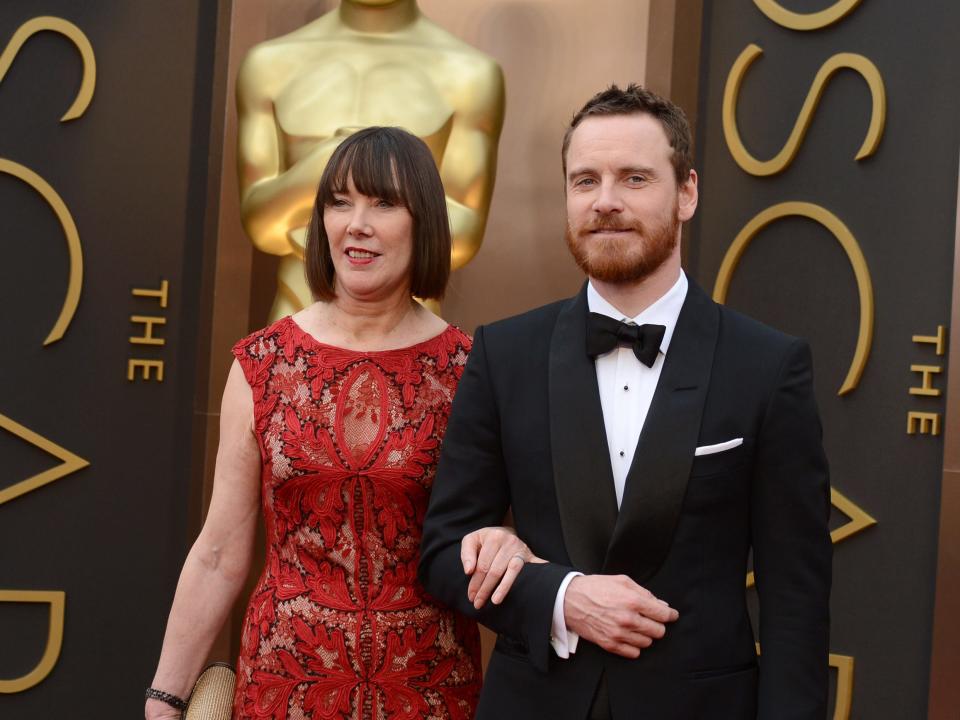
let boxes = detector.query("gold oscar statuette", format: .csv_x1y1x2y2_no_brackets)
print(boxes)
236,0,505,319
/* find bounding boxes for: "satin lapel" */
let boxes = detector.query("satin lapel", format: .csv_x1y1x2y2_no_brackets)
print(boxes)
549,284,619,574
603,281,720,580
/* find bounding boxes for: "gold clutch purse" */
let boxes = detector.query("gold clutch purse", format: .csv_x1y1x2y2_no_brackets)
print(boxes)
184,663,236,720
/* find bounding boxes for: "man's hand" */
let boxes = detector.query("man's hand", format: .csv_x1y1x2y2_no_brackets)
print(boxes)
564,575,679,658
461,526,545,609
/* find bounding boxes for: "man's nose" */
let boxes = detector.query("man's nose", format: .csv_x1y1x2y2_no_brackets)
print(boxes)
592,183,623,214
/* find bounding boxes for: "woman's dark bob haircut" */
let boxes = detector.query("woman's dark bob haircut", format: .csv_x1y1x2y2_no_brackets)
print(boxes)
305,126,451,301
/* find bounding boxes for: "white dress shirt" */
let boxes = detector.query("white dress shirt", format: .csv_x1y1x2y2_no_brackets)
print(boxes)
550,271,689,658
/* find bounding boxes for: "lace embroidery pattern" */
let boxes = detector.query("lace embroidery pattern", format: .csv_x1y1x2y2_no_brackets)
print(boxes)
230,317,479,720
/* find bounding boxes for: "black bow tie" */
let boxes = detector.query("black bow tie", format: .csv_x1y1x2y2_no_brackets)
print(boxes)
586,313,665,367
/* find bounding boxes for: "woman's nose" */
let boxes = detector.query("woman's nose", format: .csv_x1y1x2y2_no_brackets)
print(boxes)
347,207,372,236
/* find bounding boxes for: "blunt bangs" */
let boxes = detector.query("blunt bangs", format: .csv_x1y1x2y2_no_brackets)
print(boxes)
318,132,405,209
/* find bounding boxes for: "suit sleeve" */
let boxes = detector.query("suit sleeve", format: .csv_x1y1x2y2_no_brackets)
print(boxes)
752,338,832,719
419,325,571,673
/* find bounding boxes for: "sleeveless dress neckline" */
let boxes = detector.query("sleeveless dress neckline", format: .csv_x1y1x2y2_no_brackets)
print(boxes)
283,314,457,357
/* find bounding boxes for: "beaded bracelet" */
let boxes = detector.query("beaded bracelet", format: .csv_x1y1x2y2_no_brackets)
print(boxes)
145,686,189,712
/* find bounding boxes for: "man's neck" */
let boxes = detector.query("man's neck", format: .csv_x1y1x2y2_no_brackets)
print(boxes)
590,259,682,319
338,1,420,34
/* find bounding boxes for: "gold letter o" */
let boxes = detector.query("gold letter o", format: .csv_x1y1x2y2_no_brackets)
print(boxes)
753,0,862,31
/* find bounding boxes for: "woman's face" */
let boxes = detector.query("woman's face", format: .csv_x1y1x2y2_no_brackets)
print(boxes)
324,173,415,302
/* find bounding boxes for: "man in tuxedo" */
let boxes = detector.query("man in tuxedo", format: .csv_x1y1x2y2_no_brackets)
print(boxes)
419,84,831,720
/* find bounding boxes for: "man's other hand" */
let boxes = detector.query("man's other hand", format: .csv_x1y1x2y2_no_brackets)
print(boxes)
564,575,679,658
461,526,545,609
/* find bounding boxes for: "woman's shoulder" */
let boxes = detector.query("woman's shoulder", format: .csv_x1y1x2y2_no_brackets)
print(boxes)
392,307,471,358
231,316,296,362
444,324,472,351
413,324,472,378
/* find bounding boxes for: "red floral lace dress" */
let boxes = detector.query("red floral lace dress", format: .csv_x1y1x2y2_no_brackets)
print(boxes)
230,317,480,720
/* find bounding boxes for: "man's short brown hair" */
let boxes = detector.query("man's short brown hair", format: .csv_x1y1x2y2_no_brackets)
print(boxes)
562,83,693,185
305,126,451,301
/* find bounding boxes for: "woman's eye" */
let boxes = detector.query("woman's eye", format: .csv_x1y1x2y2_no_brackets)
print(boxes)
376,199,395,208
330,198,348,207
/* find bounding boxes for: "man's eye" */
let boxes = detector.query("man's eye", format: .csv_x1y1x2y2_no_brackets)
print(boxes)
575,177,595,187
628,175,646,183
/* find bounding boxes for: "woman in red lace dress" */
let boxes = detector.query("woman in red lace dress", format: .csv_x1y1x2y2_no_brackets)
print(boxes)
147,127,531,720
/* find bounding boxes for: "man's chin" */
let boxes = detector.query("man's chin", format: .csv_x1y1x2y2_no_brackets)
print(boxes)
578,258,650,284
588,269,653,285
580,245,678,283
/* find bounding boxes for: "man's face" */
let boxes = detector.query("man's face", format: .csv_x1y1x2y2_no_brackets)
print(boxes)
564,113,697,284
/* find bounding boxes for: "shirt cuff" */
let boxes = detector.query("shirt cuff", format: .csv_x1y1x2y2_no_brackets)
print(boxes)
550,571,583,659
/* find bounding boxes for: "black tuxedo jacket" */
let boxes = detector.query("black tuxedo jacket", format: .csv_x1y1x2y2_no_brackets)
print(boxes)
419,281,832,720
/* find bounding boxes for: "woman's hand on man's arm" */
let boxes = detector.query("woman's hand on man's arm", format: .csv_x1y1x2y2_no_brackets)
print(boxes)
461,526,546,609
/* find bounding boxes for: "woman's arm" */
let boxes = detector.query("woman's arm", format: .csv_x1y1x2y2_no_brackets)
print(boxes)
145,361,261,719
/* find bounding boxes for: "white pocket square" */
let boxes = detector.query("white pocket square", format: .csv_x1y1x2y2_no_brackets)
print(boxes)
694,438,744,456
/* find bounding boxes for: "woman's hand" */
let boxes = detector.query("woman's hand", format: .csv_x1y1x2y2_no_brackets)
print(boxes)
145,697,184,720
460,526,544,610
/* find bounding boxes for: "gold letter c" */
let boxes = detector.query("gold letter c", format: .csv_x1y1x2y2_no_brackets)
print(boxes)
712,202,874,396
0,159,83,346
0,16,96,345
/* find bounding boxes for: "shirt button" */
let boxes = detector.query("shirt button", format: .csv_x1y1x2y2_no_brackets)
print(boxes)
619,450,625,457
623,385,629,391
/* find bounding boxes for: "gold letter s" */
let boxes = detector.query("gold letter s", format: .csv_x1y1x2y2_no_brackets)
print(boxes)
723,44,885,177
0,17,95,120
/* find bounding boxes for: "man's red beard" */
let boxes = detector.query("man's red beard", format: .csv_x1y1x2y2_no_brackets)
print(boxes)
565,208,680,284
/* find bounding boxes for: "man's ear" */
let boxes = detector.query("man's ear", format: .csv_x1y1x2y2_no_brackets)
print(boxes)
677,169,698,222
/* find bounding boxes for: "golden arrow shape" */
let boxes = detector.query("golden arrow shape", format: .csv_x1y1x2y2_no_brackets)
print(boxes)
0,413,88,506
747,487,876,588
